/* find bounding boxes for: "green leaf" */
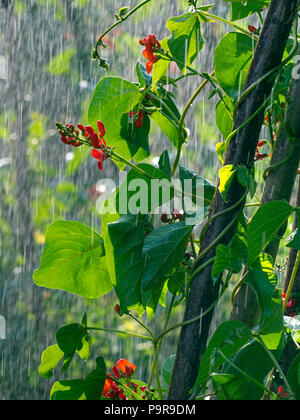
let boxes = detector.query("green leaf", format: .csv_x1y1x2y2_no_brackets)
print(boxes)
216,96,234,139
245,253,278,318
237,165,251,188
218,164,238,200
212,243,242,285
247,201,294,266
50,357,106,400
105,214,148,314
153,37,171,83
224,0,270,21
149,89,182,148
194,320,252,390
100,164,174,238
179,165,215,207
215,32,254,101
33,221,113,299
287,353,300,400
38,345,64,379
84,356,106,401
56,323,91,369
158,150,172,179
167,12,204,74
211,373,249,400
136,61,152,87
88,76,149,170
50,380,86,400
258,289,284,351
141,222,193,307
222,340,279,400
162,354,176,386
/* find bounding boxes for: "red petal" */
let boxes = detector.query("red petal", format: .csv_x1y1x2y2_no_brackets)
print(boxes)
97,121,106,137
91,149,102,160
146,61,153,74
116,359,136,375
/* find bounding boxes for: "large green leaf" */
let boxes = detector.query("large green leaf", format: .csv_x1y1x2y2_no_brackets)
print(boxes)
104,214,148,314
212,243,243,285
38,345,64,379
245,253,278,318
33,221,113,299
56,323,91,370
218,164,238,200
224,0,270,21
247,201,294,266
141,222,193,307
167,12,204,73
88,76,149,170
222,340,279,400
99,163,174,238
215,96,234,139
215,32,254,101
179,165,215,207
194,320,252,391
50,357,106,401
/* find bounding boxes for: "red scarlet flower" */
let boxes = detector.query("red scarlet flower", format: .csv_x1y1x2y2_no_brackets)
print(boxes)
116,359,136,378
139,34,161,74
115,304,121,315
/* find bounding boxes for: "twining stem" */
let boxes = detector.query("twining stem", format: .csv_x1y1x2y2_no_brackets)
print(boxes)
92,0,152,62
87,326,153,342
190,256,216,282
217,349,279,400
128,312,156,341
148,294,176,393
283,249,300,312
172,72,215,177
198,190,248,249
202,12,260,38
230,270,249,307
154,287,227,344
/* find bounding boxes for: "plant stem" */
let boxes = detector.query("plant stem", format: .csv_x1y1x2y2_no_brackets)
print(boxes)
93,0,152,62
203,12,259,38
155,288,226,344
128,312,156,341
283,250,300,312
87,327,153,341
148,294,176,392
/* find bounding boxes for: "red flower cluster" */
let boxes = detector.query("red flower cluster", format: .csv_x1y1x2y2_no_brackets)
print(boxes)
128,110,145,128
102,359,137,400
139,34,161,74
59,124,83,147
282,292,297,317
57,121,110,171
255,139,268,161
103,375,126,400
